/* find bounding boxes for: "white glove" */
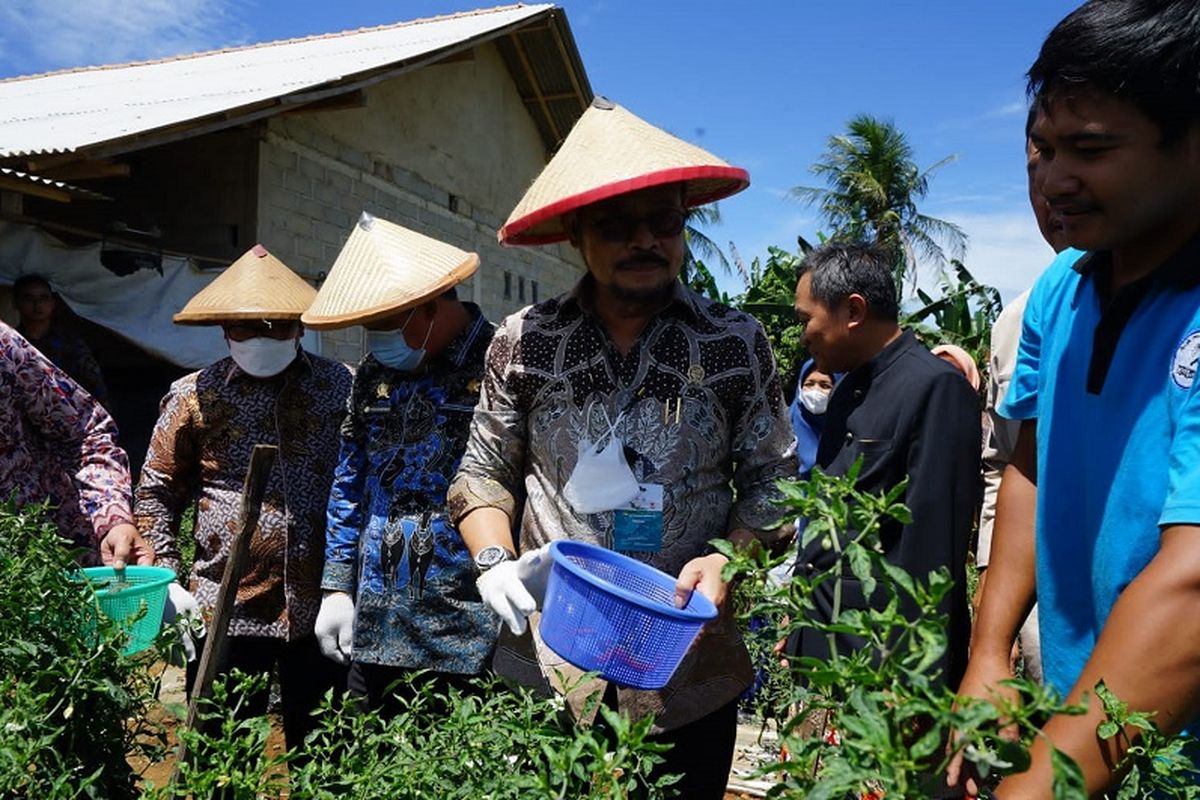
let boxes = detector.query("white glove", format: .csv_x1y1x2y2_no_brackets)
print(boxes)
314,591,355,665
161,582,204,663
476,544,554,636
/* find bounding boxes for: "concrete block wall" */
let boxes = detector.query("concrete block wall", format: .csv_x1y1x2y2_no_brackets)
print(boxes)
259,129,583,363
255,44,586,364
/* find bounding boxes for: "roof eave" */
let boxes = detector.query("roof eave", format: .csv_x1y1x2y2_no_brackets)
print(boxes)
1,5,593,168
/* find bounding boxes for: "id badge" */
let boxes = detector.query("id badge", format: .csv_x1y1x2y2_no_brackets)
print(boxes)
612,483,664,553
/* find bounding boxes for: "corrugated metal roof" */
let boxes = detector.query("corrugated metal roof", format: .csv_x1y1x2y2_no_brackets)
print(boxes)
0,4,554,161
0,168,111,201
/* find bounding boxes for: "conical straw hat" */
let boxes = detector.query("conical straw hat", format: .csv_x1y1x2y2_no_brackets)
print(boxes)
499,97,749,246
173,244,316,325
301,212,479,330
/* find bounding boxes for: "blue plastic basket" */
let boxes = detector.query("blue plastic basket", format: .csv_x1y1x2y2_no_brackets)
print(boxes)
539,540,718,690
79,566,175,655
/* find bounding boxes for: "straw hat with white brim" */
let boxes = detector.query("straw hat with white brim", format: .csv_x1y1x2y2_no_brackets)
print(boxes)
173,244,316,325
301,212,479,330
498,97,750,246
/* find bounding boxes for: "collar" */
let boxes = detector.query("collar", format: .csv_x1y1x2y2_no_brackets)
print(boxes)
1071,231,1200,299
560,273,701,323
440,302,487,369
844,328,916,385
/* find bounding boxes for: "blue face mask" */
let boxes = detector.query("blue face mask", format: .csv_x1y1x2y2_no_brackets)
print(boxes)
367,310,432,371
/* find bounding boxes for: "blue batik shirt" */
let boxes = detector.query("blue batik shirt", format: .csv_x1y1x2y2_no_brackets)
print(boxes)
322,303,499,673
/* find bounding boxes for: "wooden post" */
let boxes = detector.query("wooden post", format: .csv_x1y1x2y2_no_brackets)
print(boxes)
170,443,278,786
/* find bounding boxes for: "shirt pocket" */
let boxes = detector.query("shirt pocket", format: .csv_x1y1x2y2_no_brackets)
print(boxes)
853,436,893,458
847,436,895,481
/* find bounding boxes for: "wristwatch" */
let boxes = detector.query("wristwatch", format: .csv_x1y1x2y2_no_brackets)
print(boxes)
473,544,516,573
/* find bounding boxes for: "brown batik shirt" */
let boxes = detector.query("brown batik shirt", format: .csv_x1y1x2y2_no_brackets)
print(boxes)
448,277,797,731
135,351,352,640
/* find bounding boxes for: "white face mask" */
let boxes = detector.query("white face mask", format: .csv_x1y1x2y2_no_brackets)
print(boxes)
800,387,830,415
563,408,640,515
228,337,298,377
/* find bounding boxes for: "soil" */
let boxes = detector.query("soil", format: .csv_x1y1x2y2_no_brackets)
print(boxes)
129,664,288,795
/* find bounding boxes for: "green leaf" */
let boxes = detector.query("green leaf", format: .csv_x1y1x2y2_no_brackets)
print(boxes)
846,544,876,599
995,739,1032,774
1050,746,1087,800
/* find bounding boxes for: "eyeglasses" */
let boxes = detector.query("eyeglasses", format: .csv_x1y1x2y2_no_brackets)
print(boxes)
223,321,299,342
585,209,686,243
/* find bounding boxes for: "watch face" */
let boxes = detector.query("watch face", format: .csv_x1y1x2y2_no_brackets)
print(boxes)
474,545,512,570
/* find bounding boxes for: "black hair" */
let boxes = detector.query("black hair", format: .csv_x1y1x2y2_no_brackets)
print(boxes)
13,274,52,297
1024,105,1038,141
1028,0,1200,144
796,242,899,322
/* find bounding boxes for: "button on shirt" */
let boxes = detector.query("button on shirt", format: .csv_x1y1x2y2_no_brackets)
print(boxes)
0,321,132,560
1001,241,1200,699
795,330,980,689
322,303,498,673
136,352,352,640
448,277,797,731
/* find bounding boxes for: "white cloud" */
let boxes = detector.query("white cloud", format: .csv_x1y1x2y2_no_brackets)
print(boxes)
985,99,1027,119
0,0,252,75
933,94,1029,135
934,209,1057,302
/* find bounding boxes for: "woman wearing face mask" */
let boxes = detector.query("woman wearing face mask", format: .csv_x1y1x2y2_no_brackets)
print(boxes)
789,358,838,475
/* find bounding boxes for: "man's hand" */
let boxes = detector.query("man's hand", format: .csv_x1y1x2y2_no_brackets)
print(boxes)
946,652,1020,791
314,591,355,665
162,582,204,663
674,552,731,610
100,523,154,567
477,545,552,636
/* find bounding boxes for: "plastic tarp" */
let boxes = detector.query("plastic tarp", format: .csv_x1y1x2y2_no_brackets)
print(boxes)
0,221,319,368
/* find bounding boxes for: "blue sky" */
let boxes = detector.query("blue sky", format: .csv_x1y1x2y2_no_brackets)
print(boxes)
0,1,1082,300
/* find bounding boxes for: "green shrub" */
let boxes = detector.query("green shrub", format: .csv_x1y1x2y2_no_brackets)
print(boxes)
723,463,1200,798
148,671,675,799
0,499,167,799
0,505,670,799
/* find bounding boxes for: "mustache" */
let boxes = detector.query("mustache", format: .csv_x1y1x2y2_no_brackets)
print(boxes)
616,253,670,270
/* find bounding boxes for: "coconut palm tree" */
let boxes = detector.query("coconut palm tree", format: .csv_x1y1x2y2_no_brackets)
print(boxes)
685,203,748,282
789,114,967,291
681,202,751,291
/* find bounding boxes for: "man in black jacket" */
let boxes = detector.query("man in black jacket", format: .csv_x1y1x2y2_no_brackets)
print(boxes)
790,242,980,689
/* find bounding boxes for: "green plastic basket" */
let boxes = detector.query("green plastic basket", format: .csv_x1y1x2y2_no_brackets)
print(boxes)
80,566,175,655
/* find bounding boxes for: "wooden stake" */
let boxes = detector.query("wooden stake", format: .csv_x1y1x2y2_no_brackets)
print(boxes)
169,443,278,787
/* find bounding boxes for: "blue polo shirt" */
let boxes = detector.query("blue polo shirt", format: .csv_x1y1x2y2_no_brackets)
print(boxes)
1001,241,1200,698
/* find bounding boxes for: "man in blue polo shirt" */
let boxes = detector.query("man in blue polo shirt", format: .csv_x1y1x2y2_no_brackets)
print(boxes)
952,0,1200,795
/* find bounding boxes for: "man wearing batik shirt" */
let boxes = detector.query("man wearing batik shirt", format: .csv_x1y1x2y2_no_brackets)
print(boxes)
0,319,150,566
448,99,796,799
306,214,497,713
134,245,352,749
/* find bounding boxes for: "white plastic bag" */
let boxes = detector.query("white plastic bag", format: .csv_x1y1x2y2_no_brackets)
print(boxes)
563,408,640,514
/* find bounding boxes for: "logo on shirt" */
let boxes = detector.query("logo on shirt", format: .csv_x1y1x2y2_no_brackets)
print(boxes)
1171,330,1200,389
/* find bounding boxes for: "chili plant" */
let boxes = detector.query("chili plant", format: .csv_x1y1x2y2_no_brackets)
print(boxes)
720,463,1200,797
0,499,168,799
